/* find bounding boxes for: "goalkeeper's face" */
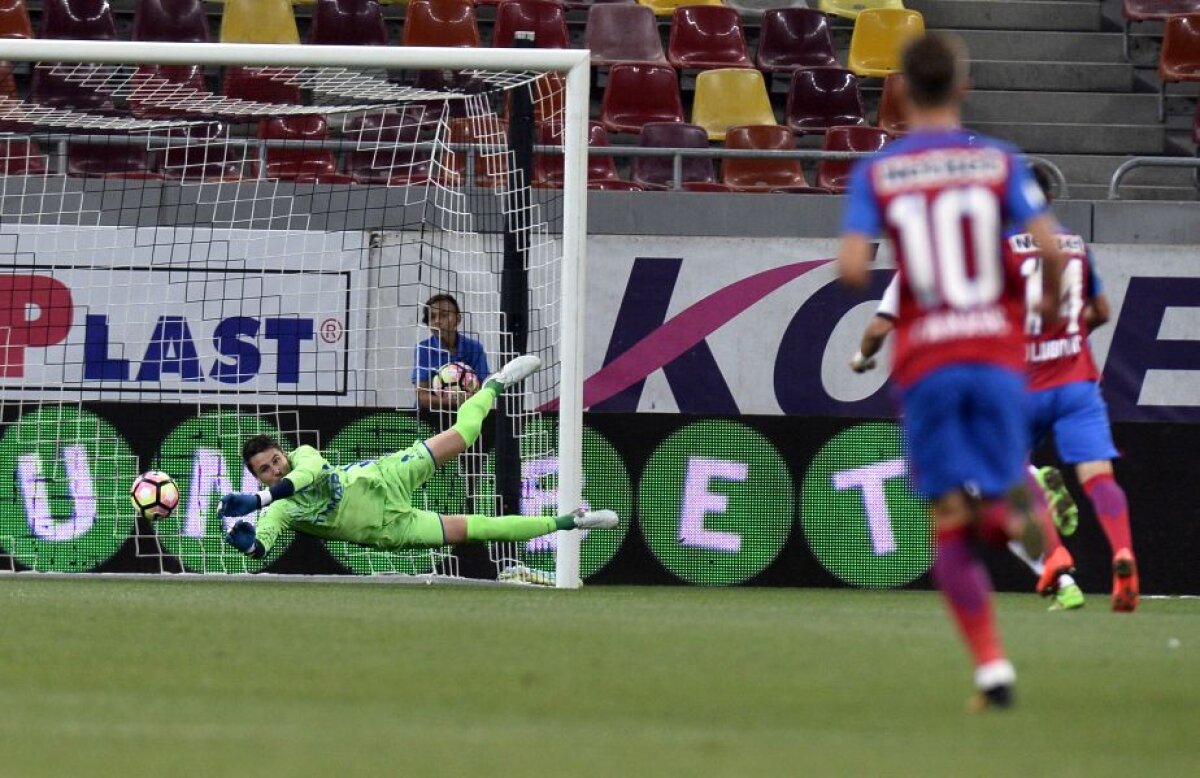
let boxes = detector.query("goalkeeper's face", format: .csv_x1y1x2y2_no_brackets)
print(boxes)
248,447,291,488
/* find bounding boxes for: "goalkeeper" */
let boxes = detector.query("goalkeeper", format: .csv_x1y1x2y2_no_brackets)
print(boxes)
219,355,618,558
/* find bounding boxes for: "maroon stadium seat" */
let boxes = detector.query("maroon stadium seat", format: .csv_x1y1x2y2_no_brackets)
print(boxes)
585,4,668,67
535,121,641,189
133,0,209,42
309,0,388,46
756,8,838,75
631,121,725,191
403,0,480,47
876,72,908,134
784,67,867,136
1158,13,1200,120
600,63,685,134
668,6,752,70
723,124,824,193
816,125,890,193
492,0,569,48
1123,0,1200,60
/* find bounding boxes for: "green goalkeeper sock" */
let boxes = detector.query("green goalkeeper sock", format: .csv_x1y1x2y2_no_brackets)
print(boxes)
465,514,564,543
451,384,499,448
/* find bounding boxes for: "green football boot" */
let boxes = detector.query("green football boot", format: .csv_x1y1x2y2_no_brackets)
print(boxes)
1049,583,1086,611
1036,466,1080,537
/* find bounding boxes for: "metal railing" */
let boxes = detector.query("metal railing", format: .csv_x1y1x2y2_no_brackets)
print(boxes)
5,131,1071,198
1108,156,1200,200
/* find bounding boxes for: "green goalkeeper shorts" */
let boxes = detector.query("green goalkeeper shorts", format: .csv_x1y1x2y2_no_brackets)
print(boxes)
372,441,446,549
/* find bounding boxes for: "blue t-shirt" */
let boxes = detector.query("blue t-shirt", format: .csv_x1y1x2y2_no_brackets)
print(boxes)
411,333,490,385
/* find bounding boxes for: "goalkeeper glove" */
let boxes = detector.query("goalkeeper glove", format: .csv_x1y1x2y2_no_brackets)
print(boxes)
219,492,260,518
224,520,265,559
850,351,877,373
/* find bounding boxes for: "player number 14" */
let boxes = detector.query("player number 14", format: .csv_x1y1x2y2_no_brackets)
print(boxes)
1020,257,1083,336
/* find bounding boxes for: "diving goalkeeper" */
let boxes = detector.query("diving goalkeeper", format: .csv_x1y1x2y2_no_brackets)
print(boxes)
218,355,618,558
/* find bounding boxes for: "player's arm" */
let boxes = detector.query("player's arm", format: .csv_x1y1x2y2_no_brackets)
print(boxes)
851,274,898,372
224,502,291,559
1081,247,1110,330
837,162,880,292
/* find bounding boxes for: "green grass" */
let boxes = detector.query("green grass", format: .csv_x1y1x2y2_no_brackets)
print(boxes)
1,580,1197,777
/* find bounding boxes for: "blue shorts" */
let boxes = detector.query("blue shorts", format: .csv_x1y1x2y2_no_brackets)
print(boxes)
901,365,1031,500
1028,380,1119,464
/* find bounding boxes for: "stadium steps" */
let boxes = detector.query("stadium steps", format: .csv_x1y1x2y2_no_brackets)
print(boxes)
906,0,1107,33
954,29,1125,61
1035,153,1200,200
962,91,1160,124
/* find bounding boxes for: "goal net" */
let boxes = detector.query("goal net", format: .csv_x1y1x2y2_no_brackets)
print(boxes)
0,39,589,587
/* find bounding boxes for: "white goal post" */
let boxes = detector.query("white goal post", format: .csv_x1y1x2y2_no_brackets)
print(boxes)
0,38,590,588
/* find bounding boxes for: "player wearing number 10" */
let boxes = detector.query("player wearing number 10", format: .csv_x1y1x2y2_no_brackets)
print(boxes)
837,33,1069,710
217,355,619,559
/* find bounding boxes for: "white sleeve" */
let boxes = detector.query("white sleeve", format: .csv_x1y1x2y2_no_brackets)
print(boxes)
876,274,900,320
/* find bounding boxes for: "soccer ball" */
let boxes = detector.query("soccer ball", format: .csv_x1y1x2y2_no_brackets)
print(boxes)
432,362,480,395
130,471,180,521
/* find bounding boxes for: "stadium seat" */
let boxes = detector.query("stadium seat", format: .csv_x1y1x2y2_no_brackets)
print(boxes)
1122,0,1200,60
847,8,924,78
0,0,31,39
159,122,245,182
815,124,889,192
68,140,165,179
631,121,724,191
1158,13,1200,121
818,0,904,21
257,115,353,183
1195,98,1200,145
726,0,809,18
584,4,667,67
33,0,118,113
492,0,570,48
690,68,776,141
0,137,47,175
755,8,838,75
39,0,117,40
784,67,867,135
343,109,430,185
534,121,641,189
440,115,510,187
722,124,823,192
600,63,685,134
667,6,752,70
876,72,907,134
220,0,300,44
403,0,480,47
309,0,388,46
638,0,723,17
133,0,209,42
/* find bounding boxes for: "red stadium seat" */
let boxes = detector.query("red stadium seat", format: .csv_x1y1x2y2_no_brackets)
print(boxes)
343,109,430,185
816,125,889,193
309,0,388,46
159,122,244,182
492,0,569,48
723,124,824,193
631,121,724,191
535,121,640,189
876,72,908,134
133,0,209,42
668,6,752,70
1158,13,1200,120
440,115,510,187
0,0,32,39
403,0,480,47
600,63,685,134
756,8,838,75
784,67,867,136
258,115,353,183
1123,0,1200,60
585,4,668,67
33,0,118,112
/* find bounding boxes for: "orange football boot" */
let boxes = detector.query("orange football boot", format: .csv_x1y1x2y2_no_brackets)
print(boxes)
1112,548,1139,613
1036,545,1075,596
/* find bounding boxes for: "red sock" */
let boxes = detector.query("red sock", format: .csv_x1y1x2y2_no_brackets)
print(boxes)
1024,469,1064,555
932,526,1004,666
1083,473,1133,555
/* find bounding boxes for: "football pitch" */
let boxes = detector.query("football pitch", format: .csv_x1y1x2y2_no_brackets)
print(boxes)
1,580,1196,777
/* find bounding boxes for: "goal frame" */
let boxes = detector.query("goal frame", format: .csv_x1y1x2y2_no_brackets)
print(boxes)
0,38,590,589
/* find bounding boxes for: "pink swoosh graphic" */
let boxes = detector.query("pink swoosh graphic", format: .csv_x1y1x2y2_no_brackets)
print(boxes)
543,259,828,411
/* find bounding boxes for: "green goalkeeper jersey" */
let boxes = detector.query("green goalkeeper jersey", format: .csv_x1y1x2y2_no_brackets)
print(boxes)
253,445,411,553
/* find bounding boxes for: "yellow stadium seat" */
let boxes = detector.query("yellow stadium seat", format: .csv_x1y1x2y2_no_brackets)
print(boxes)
847,8,924,78
818,0,905,21
638,0,723,18
220,0,301,44
690,68,777,141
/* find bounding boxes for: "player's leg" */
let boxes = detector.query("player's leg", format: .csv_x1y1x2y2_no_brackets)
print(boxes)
903,367,1015,709
424,354,543,467
440,508,619,544
1054,381,1137,612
